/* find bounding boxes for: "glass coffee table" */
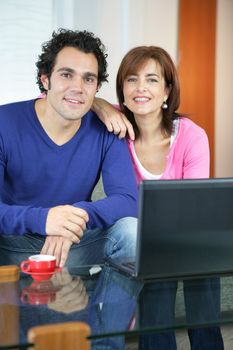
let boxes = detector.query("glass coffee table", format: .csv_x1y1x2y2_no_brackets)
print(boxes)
0,264,233,349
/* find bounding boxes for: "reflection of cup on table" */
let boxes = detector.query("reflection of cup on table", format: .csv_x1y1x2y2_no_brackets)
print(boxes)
21,280,60,305
21,255,56,273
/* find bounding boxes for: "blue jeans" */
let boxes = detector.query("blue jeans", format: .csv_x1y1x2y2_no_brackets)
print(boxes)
0,217,137,268
88,265,143,349
139,279,224,350
17,265,142,349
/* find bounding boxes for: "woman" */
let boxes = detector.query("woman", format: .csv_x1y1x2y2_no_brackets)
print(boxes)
116,46,209,183
97,46,223,350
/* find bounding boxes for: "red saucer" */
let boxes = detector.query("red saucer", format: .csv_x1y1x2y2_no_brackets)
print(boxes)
22,267,62,281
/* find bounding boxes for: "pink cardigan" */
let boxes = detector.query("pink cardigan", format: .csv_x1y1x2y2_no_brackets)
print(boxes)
127,117,210,185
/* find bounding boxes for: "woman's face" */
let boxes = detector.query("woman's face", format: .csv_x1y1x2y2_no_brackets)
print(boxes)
123,59,169,118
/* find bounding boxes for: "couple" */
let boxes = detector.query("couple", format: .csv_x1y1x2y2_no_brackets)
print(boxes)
0,29,223,349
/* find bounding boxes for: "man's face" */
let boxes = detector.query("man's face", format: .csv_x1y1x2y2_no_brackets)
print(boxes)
41,47,99,123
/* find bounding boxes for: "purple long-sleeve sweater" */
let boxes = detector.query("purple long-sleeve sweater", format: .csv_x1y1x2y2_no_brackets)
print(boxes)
0,99,138,236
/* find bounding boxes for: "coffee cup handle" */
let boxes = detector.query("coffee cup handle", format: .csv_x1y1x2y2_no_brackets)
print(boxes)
20,260,30,272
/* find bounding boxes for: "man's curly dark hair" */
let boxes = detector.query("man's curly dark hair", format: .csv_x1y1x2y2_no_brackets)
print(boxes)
36,28,108,93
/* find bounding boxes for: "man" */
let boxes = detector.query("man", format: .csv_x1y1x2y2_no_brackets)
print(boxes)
0,29,138,268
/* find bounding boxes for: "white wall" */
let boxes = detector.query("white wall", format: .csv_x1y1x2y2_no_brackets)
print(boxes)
0,0,54,104
0,0,179,104
72,0,179,103
215,0,233,177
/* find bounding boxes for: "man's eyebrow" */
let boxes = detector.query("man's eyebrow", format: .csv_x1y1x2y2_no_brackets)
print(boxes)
56,67,98,79
83,72,98,79
57,67,75,73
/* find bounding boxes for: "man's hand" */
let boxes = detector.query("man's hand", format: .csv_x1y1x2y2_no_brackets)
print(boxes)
46,205,89,243
40,236,72,267
92,97,135,141
51,266,73,286
48,276,88,313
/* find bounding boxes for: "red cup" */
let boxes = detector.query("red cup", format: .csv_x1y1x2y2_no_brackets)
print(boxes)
21,280,58,305
21,288,57,304
20,255,56,274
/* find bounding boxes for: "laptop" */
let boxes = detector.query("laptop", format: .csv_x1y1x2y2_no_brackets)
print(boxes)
106,178,233,281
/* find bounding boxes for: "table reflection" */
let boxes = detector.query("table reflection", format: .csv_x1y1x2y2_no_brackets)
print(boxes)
17,265,142,349
138,277,224,349
1,264,232,350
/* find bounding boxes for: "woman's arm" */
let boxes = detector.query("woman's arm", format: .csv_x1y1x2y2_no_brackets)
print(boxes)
92,97,135,140
183,128,210,179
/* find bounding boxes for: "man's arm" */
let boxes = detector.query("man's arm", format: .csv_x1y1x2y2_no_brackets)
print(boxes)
0,199,88,242
92,97,135,140
0,169,88,249
0,201,48,236
45,205,89,242
74,135,138,229
0,145,89,240
41,206,89,266
0,196,88,266
44,135,138,267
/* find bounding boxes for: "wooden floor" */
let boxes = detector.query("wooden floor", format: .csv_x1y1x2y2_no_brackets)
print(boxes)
125,326,233,349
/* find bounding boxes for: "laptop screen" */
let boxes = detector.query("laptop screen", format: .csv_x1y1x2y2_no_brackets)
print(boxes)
136,178,233,280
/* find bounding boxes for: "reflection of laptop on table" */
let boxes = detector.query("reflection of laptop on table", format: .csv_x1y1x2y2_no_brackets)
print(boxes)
106,178,233,281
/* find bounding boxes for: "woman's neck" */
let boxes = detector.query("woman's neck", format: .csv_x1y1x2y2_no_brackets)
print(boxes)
134,112,165,144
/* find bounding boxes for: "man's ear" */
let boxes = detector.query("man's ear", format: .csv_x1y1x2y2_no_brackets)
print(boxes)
96,84,101,93
40,74,49,91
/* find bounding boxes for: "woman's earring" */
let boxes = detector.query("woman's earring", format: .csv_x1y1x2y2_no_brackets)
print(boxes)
123,101,127,106
162,100,168,109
